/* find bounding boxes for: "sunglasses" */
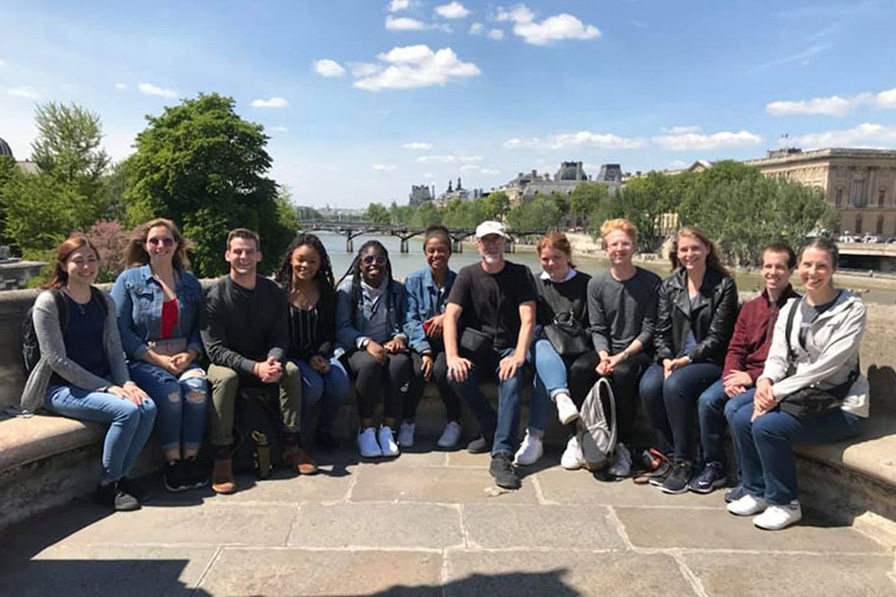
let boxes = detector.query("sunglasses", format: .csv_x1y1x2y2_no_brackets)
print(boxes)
148,237,175,247
362,255,387,266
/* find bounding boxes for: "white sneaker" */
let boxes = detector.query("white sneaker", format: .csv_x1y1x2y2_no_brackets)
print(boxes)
437,421,463,449
554,393,579,425
727,493,769,516
358,427,382,459
398,421,415,447
753,502,802,531
513,429,544,466
560,435,584,470
607,443,632,478
378,425,400,458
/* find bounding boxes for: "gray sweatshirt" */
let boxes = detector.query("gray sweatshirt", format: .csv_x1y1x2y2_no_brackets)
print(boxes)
21,289,131,413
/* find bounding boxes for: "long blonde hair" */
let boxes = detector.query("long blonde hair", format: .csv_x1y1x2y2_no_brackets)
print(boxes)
125,218,190,270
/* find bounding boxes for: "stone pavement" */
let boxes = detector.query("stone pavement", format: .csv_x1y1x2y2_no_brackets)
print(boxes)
1,439,895,597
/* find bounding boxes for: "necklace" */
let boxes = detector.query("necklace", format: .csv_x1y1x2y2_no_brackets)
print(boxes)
63,288,89,315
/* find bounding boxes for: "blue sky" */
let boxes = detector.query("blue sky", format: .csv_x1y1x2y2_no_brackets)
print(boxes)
1,0,895,208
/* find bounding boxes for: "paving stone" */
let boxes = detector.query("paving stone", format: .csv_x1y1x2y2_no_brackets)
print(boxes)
463,504,626,550
445,551,697,597
683,552,896,597
351,464,539,504
0,545,216,597
446,450,490,468
616,506,889,553
536,467,726,508
287,502,463,549
199,547,443,596
53,503,297,547
217,470,354,504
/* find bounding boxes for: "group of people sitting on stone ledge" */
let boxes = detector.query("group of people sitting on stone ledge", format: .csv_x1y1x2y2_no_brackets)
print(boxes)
20,215,868,532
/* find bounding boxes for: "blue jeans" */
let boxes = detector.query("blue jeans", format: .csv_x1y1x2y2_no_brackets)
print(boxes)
639,362,722,461
697,378,754,467
448,347,526,457
527,338,570,434
291,357,351,432
45,385,157,482
129,362,208,455
728,399,863,505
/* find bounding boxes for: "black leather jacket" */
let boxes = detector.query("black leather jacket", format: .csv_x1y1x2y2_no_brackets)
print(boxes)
654,268,738,365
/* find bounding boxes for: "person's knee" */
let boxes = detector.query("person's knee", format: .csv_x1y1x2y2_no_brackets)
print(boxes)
209,366,239,390
751,414,786,442
697,387,725,416
305,372,325,403
141,397,157,418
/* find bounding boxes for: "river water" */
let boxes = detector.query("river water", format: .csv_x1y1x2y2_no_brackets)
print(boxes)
311,232,896,305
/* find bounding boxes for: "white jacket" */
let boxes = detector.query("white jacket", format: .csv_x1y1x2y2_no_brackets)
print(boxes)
759,290,869,417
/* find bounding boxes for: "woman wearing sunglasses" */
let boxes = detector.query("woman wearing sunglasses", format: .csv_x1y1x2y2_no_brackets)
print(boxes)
111,218,209,492
335,240,412,459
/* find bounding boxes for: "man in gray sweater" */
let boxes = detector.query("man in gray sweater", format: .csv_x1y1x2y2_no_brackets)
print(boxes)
201,228,304,494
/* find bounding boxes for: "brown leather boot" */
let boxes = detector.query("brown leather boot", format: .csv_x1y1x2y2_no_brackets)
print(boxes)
283,444,319,475
211,458,237,494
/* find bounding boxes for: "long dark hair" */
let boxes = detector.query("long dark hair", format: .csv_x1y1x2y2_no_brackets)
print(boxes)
670,225,729,277
275,233,335,294
338,240,396,330
43,234,100,289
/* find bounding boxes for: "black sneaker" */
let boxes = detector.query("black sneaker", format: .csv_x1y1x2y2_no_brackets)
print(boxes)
95,482,141,512
467,435,493,454
315,429,340,451
647,459,673,486
184,457,209,489
661,460,693,494
489,453,521,490
163,460,190,493
724,484,747,503
119,477,149,502
688,463,727,494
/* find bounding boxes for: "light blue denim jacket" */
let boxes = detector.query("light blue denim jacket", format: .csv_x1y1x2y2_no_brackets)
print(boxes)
335,277,407,354
403,267,456,354
110,264,204,361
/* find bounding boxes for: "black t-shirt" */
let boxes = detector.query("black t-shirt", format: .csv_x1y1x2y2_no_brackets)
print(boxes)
447,261,538,350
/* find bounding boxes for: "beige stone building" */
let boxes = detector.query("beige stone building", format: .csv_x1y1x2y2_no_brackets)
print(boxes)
744,148,896,236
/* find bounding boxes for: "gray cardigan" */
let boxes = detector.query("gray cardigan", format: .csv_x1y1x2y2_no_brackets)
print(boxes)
20,289,131,413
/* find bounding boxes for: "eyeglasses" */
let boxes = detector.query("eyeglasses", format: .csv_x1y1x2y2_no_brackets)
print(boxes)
148,237,175,247
362,255,387,265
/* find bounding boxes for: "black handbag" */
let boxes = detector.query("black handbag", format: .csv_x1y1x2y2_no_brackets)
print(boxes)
544,310,591,357
460,327,494,361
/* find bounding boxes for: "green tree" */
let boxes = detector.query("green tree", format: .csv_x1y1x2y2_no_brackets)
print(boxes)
125,93,292,276
409,201,441,228
3,170,86,258
591,184,663,251
389,201,413,226
0,156,17,246
569,183,609,219
481,191,510,221
367,202,390,225
505,197,561,232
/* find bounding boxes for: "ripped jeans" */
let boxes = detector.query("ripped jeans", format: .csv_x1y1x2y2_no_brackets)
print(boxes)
129,361,208,456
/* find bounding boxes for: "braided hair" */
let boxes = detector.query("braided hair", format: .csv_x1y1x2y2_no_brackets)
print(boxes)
338,240,396,331
275,233,335,294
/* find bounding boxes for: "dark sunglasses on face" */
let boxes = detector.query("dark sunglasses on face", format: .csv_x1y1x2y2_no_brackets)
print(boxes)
362,255,387,266
148,237,175,247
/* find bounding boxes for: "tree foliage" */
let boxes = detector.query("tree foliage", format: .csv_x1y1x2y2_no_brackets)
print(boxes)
88,220,130,283
2,170,86,258
367,202,390,225
505,197,561,232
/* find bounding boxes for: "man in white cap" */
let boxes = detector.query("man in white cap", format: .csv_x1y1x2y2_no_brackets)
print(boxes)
443,221,537,489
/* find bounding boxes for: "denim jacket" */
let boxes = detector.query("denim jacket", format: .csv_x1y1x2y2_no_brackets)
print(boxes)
335,277,407,354
111,264,204,361
403,267,456,354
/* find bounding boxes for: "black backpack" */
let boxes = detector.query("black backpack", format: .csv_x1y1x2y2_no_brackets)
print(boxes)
22,287,108,373
231,387,286,477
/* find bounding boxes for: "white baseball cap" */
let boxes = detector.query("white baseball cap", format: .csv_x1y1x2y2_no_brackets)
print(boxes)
475,221,508,239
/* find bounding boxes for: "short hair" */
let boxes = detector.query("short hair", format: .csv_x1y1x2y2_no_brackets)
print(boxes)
762,242,797,269
801,237,839,270
423,224,452,252
600,218,638,244
226,228,260,250
537,231,575,269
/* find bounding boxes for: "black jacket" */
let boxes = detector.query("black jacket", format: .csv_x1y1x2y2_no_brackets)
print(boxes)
654,268,738,365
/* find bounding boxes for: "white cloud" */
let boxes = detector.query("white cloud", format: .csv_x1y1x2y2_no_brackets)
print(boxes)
435,2,470,19
354,45,481,91
138,82,178,98
791,123,896,149
503,131,645,150
7,86,40,99
386,15,427,30
372,164,398,172
469,22,484,35
662,125,701,134
754,43,830,71
653,130,762,151
115,82,128,90
460,163,480,171
313,59,345,78
496,4,600,45
348,62,382,77
765,85,896,116
878,86,896,109
388,0,410,12
251,96,289,108
480,167,500,175
417,154,482,163
0,59,6,68
423,173,434,179
271,126,289,133
402,141,432,150
488,29,505,40
666,160,690,170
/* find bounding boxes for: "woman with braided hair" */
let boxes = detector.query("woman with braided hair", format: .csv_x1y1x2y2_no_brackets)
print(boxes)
275,233,350,453
335,240,412,459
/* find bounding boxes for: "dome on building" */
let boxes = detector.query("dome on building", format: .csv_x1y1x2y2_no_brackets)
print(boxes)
0,137,13,160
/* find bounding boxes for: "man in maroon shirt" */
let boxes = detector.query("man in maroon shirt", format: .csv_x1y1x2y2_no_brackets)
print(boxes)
690,242,800,495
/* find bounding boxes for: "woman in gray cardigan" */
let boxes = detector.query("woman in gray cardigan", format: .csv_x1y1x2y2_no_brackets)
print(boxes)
21,235,155,512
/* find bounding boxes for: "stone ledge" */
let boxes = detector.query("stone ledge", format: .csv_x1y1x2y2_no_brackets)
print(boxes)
0,415,104,474
795,415,896,488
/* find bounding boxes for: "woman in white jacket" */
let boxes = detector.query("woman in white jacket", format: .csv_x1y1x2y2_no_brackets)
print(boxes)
725,238,867,530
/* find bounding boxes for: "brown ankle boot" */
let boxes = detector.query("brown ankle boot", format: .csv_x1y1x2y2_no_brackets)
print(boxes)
211,458,237,494
284,444,319,475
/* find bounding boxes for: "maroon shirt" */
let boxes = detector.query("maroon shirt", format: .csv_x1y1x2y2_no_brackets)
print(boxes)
723,285,801,381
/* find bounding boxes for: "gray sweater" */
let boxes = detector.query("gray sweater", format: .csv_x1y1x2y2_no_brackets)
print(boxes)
587,268,661,355
20,289,131,413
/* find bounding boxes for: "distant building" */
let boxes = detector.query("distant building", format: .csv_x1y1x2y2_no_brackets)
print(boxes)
409,184,435,207
744,148,896,236
0,136,39,174
434,177,483,207
501,161,621,208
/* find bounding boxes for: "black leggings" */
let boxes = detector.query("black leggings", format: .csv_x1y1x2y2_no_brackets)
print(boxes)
347,350,412,422
563,351,600,405
406,351,462,422
600,352,651,446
